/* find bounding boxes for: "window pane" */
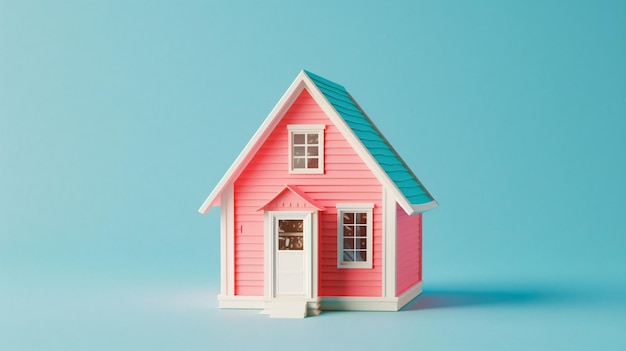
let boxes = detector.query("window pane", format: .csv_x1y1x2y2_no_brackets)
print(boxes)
293,158,305,169
293,133,305,144
293,146,305,156
357,238,367,249
307,146,318,156
343,251,355,262
356,225,367,237
356,251,367,261
356,212,367,224
343,238,354,249
343,225,354,237
278,220,303,251
343,212,355,224
279,219,303,232
307,158,318,169
307,133,318,144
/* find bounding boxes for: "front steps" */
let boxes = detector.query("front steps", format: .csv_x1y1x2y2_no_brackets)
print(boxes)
262,299,320,318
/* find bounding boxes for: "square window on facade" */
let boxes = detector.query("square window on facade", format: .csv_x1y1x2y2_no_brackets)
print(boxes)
288,125,325,174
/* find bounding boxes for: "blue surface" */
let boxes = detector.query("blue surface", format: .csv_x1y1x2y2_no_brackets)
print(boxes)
1,1,625,350
305,70,435,205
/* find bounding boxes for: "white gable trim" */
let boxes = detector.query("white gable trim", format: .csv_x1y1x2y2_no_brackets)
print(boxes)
199,70,434,215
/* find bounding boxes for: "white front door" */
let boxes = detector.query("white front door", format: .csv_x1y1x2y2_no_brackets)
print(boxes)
273,213,311,297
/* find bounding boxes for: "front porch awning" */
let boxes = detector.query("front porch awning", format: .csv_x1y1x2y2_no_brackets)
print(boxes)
258,185,325,212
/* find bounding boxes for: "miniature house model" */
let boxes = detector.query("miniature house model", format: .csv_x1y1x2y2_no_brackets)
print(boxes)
199,70,437,318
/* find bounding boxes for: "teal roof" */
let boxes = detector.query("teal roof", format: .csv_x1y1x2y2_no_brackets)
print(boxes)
304,70,435,205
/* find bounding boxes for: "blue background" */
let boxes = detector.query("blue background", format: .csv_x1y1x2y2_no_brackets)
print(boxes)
1,1,625,350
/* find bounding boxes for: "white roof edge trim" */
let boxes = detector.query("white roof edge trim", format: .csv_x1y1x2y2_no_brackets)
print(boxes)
410,200,439,215
198,71,310,214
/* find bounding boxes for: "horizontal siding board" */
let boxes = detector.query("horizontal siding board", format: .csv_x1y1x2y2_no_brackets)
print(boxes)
235,272,263,281
234,250,264,258
236,286,263,296
235,243,263,251
308,192,381,200
236,281,263,287
236,257,263,266
320,259,383,267
321,286,380,297
233,214,264,222
237,170,378,179
236,236,263,244
235,178,380,186
236,265,264,273
242,162,372,172
322,280,381,288
321,272,381,280
281,185,381,193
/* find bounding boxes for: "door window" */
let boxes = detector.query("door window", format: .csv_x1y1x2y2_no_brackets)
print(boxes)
278,219,303,251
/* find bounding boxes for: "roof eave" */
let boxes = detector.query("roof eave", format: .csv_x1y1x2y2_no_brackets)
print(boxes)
410,200,439,214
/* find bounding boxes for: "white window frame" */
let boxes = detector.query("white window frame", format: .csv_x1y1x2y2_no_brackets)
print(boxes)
287,124,325,174
336,203,374,269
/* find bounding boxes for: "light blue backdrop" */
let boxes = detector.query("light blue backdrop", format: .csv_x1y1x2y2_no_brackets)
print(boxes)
1,1,624,350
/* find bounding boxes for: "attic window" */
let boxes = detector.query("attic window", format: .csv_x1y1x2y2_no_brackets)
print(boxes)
288,124,325,174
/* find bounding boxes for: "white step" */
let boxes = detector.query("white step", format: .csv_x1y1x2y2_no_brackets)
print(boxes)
268,299,308,319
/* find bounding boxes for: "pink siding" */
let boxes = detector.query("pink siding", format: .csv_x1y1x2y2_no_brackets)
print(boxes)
233,89,383,297
395,204,422,296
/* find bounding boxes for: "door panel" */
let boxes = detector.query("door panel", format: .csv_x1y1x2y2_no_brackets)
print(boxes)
275,217,307,296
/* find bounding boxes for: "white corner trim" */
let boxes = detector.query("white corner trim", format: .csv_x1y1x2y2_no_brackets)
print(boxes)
381,187,387,298
263,211,272,299
220,184,234,297
383,187,396,298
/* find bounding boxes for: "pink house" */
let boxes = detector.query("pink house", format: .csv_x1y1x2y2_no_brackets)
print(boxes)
199,71,437,318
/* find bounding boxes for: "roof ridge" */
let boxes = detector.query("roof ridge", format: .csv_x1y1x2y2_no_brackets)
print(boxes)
303,70,347,91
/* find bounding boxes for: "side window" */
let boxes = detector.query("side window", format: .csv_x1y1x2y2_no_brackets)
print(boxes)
337,204,373,268
288,125,325,174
